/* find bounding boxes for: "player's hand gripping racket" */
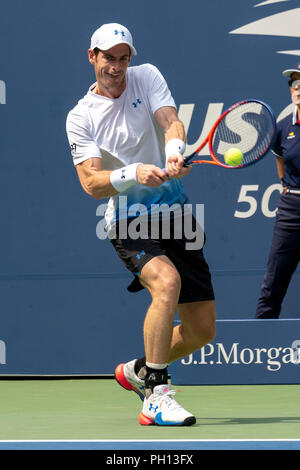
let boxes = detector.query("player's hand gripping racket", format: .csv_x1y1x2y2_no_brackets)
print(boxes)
183,99,277,169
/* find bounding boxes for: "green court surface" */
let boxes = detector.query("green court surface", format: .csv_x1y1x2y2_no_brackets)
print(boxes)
0,378,299,441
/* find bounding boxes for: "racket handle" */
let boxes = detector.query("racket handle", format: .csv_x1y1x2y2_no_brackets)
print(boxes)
183,153,196,166
163,163,191,172
163,154,194,172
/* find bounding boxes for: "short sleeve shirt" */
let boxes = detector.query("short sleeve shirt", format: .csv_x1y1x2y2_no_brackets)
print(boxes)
272,107,300,188
66,64,188,230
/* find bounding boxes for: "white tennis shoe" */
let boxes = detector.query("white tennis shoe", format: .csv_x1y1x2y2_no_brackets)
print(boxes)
139,384,196,426
115,359,145,401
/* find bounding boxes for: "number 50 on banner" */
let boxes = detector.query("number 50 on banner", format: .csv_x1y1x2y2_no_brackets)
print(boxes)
234,184,283,219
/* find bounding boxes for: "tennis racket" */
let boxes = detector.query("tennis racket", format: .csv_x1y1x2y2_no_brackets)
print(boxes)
183,99,277,169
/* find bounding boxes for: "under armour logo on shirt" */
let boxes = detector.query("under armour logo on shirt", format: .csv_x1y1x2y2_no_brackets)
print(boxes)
114,30,125,37
136,250,146,260
132,98,142,108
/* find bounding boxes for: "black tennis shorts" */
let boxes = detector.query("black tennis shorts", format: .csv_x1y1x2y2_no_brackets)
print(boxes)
110,214,215,304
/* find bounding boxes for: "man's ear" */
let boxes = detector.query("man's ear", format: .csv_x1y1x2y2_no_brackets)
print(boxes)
88,49,97,65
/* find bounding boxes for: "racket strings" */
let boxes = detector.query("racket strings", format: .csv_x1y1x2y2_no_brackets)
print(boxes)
211,102,275,167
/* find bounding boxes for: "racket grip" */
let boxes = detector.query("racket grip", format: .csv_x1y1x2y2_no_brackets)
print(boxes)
183,153,196,166
163,160,192,172
163,164,190,173
163,154,194,172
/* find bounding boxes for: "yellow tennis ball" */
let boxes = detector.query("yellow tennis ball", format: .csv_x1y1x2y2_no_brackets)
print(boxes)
224,148,243,166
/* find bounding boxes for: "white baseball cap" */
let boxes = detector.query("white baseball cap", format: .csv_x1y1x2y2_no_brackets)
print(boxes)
90,23,137,56
282,62,300,77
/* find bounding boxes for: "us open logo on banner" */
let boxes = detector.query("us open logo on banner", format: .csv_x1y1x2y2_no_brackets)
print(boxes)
230,1,300,58
179,0,300,157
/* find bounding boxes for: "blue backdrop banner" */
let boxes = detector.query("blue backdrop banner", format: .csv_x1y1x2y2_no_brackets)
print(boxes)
170,320,300,385
0,0,299,375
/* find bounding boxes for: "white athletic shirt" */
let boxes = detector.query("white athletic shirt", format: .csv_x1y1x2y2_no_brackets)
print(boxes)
66,63,188,231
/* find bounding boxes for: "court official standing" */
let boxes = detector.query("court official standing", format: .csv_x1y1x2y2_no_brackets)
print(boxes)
255,63,300,319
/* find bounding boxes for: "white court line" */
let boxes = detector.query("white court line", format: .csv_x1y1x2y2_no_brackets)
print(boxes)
0,438,300,442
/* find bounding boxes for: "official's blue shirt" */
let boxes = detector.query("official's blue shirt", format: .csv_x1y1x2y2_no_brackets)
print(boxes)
272,107,300,188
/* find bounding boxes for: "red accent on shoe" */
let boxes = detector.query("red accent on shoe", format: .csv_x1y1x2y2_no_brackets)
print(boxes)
139,412,154,426
114,363,134,391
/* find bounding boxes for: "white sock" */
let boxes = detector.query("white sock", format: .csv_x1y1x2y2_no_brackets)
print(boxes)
146,362,168,370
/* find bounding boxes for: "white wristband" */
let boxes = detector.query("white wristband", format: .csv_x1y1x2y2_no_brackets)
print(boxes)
110,163,141,193
165,138,186,160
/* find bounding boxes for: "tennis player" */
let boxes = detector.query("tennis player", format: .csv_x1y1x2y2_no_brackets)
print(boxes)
66,23,216,426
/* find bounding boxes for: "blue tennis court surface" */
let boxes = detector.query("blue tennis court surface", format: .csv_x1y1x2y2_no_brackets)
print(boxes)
0,439,300,450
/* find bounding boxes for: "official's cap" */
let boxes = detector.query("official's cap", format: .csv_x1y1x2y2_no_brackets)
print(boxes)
90,23,137,56
282,62,300,77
